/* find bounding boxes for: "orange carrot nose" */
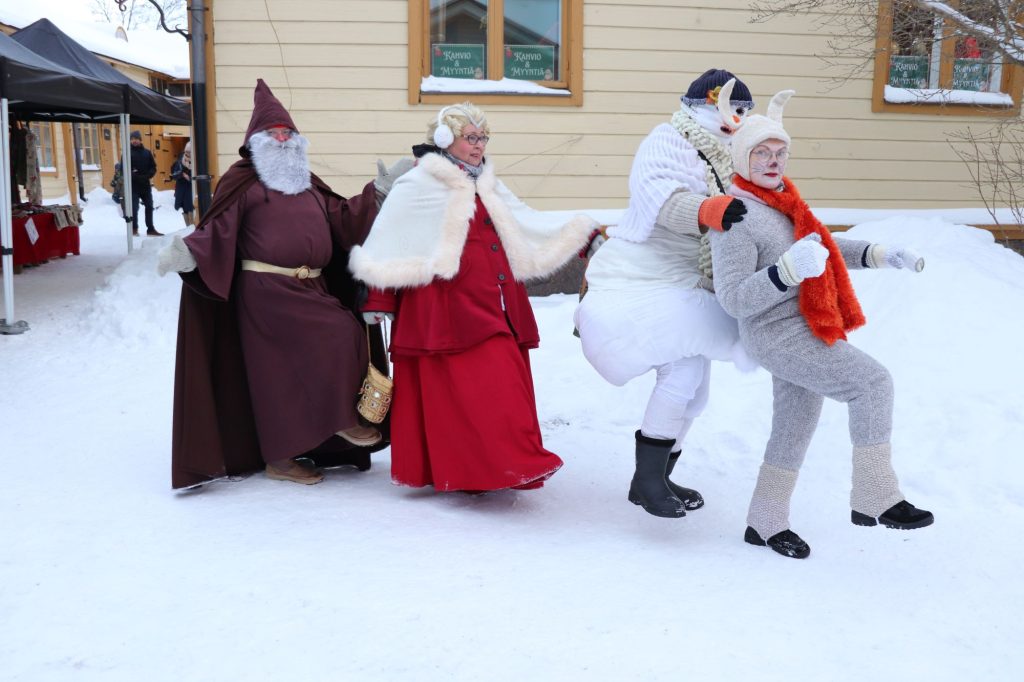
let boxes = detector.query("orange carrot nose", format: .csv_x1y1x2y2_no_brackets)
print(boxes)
733,115,741,123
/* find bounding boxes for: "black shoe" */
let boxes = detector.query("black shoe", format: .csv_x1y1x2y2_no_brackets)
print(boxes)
132,229,139,236
146,229,164,237
666,451,705,511
745,526,811,559
628,430,686,518
852,500,934,529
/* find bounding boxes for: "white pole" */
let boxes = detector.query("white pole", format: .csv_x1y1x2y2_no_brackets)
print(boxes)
120,114,134,253
1,98,28,334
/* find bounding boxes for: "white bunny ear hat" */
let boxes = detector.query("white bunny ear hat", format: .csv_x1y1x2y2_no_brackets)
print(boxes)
730,89,796,180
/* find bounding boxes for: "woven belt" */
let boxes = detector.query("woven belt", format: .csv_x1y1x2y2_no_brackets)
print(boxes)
240,259,322,279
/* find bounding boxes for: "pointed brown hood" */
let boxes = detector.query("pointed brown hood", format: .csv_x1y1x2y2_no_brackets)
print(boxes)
239,79,298,155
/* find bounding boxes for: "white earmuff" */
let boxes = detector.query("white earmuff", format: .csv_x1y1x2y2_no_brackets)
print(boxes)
433,106,458,148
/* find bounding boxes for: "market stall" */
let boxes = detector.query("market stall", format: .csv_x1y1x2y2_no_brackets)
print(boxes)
1,30,125,334
1,20,191,335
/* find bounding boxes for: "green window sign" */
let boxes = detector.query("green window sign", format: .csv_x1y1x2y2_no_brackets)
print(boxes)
431,43,486,79
953,58,991,91
889,55,929,89
504,45,556,81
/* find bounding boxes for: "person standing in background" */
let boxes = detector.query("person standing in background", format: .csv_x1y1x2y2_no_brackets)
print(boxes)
129,130,161,236
171,140,195,227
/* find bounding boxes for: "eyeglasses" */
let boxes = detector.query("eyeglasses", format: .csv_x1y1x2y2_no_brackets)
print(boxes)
463,134,490,146
751,147,790,162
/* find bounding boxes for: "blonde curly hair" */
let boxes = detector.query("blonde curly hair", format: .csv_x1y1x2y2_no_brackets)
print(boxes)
426,102,490,145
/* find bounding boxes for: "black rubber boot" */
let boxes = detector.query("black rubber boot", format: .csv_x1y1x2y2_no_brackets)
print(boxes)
852,500,934,529
665,451,705,511
744,526,811,559
628,431,686,518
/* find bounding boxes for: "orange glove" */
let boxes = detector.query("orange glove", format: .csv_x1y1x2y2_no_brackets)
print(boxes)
698,196,747,232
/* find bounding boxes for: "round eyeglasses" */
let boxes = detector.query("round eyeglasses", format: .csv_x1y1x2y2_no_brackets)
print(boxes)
463,134,490,146
751,147,789,163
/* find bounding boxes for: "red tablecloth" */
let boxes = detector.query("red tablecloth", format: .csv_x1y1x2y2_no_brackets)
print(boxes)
11,213,80,267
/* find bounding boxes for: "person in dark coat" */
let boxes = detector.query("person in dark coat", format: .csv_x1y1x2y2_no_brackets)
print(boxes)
129,130,161,236
170,140,194,226
158,79,386,487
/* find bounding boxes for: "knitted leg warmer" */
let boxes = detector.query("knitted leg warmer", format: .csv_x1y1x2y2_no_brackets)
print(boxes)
850,443,904,518
746,462,799,541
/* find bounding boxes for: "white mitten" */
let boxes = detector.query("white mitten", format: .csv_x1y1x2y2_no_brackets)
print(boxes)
776,233,829,287
373,157,416,198
156,234,197,277
866,244,925,272
362,311,393,325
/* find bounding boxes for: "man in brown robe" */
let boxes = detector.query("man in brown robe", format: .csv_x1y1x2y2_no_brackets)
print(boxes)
160,79,385,487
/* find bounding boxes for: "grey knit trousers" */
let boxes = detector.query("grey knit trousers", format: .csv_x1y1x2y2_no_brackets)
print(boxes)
759,334,893,465
746,330,904,535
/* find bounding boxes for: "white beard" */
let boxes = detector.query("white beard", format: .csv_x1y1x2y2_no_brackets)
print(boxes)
249,131,312,195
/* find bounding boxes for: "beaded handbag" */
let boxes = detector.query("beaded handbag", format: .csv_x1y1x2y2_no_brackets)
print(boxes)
357,325,393,424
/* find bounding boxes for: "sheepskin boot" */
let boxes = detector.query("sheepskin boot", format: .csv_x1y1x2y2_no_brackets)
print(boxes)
628,430,686,518
665,451,704,510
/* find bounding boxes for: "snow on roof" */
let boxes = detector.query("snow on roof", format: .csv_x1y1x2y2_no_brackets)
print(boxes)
0,6,189,79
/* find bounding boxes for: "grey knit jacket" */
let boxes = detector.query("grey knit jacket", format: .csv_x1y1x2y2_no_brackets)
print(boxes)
709,200,871,358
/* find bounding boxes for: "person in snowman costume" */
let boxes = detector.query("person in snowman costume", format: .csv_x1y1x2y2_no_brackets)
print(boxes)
574,69,756,518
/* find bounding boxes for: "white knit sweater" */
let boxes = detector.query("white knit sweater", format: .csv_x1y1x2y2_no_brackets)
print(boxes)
609,123,709,243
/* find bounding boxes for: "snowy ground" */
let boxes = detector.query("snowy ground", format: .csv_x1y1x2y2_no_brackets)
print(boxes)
2,187,1022,681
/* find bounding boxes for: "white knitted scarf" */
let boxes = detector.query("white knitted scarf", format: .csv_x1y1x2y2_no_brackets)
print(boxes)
669,108,734,197
669,109,734,284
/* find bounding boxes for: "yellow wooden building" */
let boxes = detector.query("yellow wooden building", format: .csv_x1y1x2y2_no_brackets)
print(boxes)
202,0,1023,238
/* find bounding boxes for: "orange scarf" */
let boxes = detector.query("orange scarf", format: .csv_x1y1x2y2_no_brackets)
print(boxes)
731,176,866,345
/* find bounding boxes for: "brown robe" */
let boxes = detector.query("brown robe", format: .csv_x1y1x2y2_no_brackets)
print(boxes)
170,160,383,489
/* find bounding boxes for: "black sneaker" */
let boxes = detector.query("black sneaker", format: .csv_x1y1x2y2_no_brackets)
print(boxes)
852,500,934,530
744,526,811,559
146,229,164,237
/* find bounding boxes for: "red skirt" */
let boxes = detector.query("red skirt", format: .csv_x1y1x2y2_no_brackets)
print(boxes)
389,334,563,491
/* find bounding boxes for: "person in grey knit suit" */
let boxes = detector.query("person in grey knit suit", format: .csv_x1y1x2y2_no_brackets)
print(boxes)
708,87,934,559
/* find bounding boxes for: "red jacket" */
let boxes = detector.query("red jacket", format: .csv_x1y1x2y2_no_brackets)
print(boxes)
364,196,540,356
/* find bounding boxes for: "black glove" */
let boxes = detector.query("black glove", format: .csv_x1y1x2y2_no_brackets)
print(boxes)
721,198,747,230
698,196,747,231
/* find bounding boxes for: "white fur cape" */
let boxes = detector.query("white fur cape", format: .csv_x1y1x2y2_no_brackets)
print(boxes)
349,153,596,288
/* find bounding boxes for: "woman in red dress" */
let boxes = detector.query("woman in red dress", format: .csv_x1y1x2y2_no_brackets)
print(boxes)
350,103,597,492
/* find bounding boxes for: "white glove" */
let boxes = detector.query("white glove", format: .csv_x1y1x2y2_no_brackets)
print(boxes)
156,234,197,277
586,231,607,258
362,311,393,325
866,244,925,272
776,233,829,287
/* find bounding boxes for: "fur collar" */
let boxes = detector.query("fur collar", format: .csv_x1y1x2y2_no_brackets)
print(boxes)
349,153,595,289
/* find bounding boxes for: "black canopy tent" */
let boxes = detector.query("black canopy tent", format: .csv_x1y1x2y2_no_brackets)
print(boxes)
11,18,191,126
0,28,125,121
12,19,194,257
0,30,128,334
1,20,194,335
